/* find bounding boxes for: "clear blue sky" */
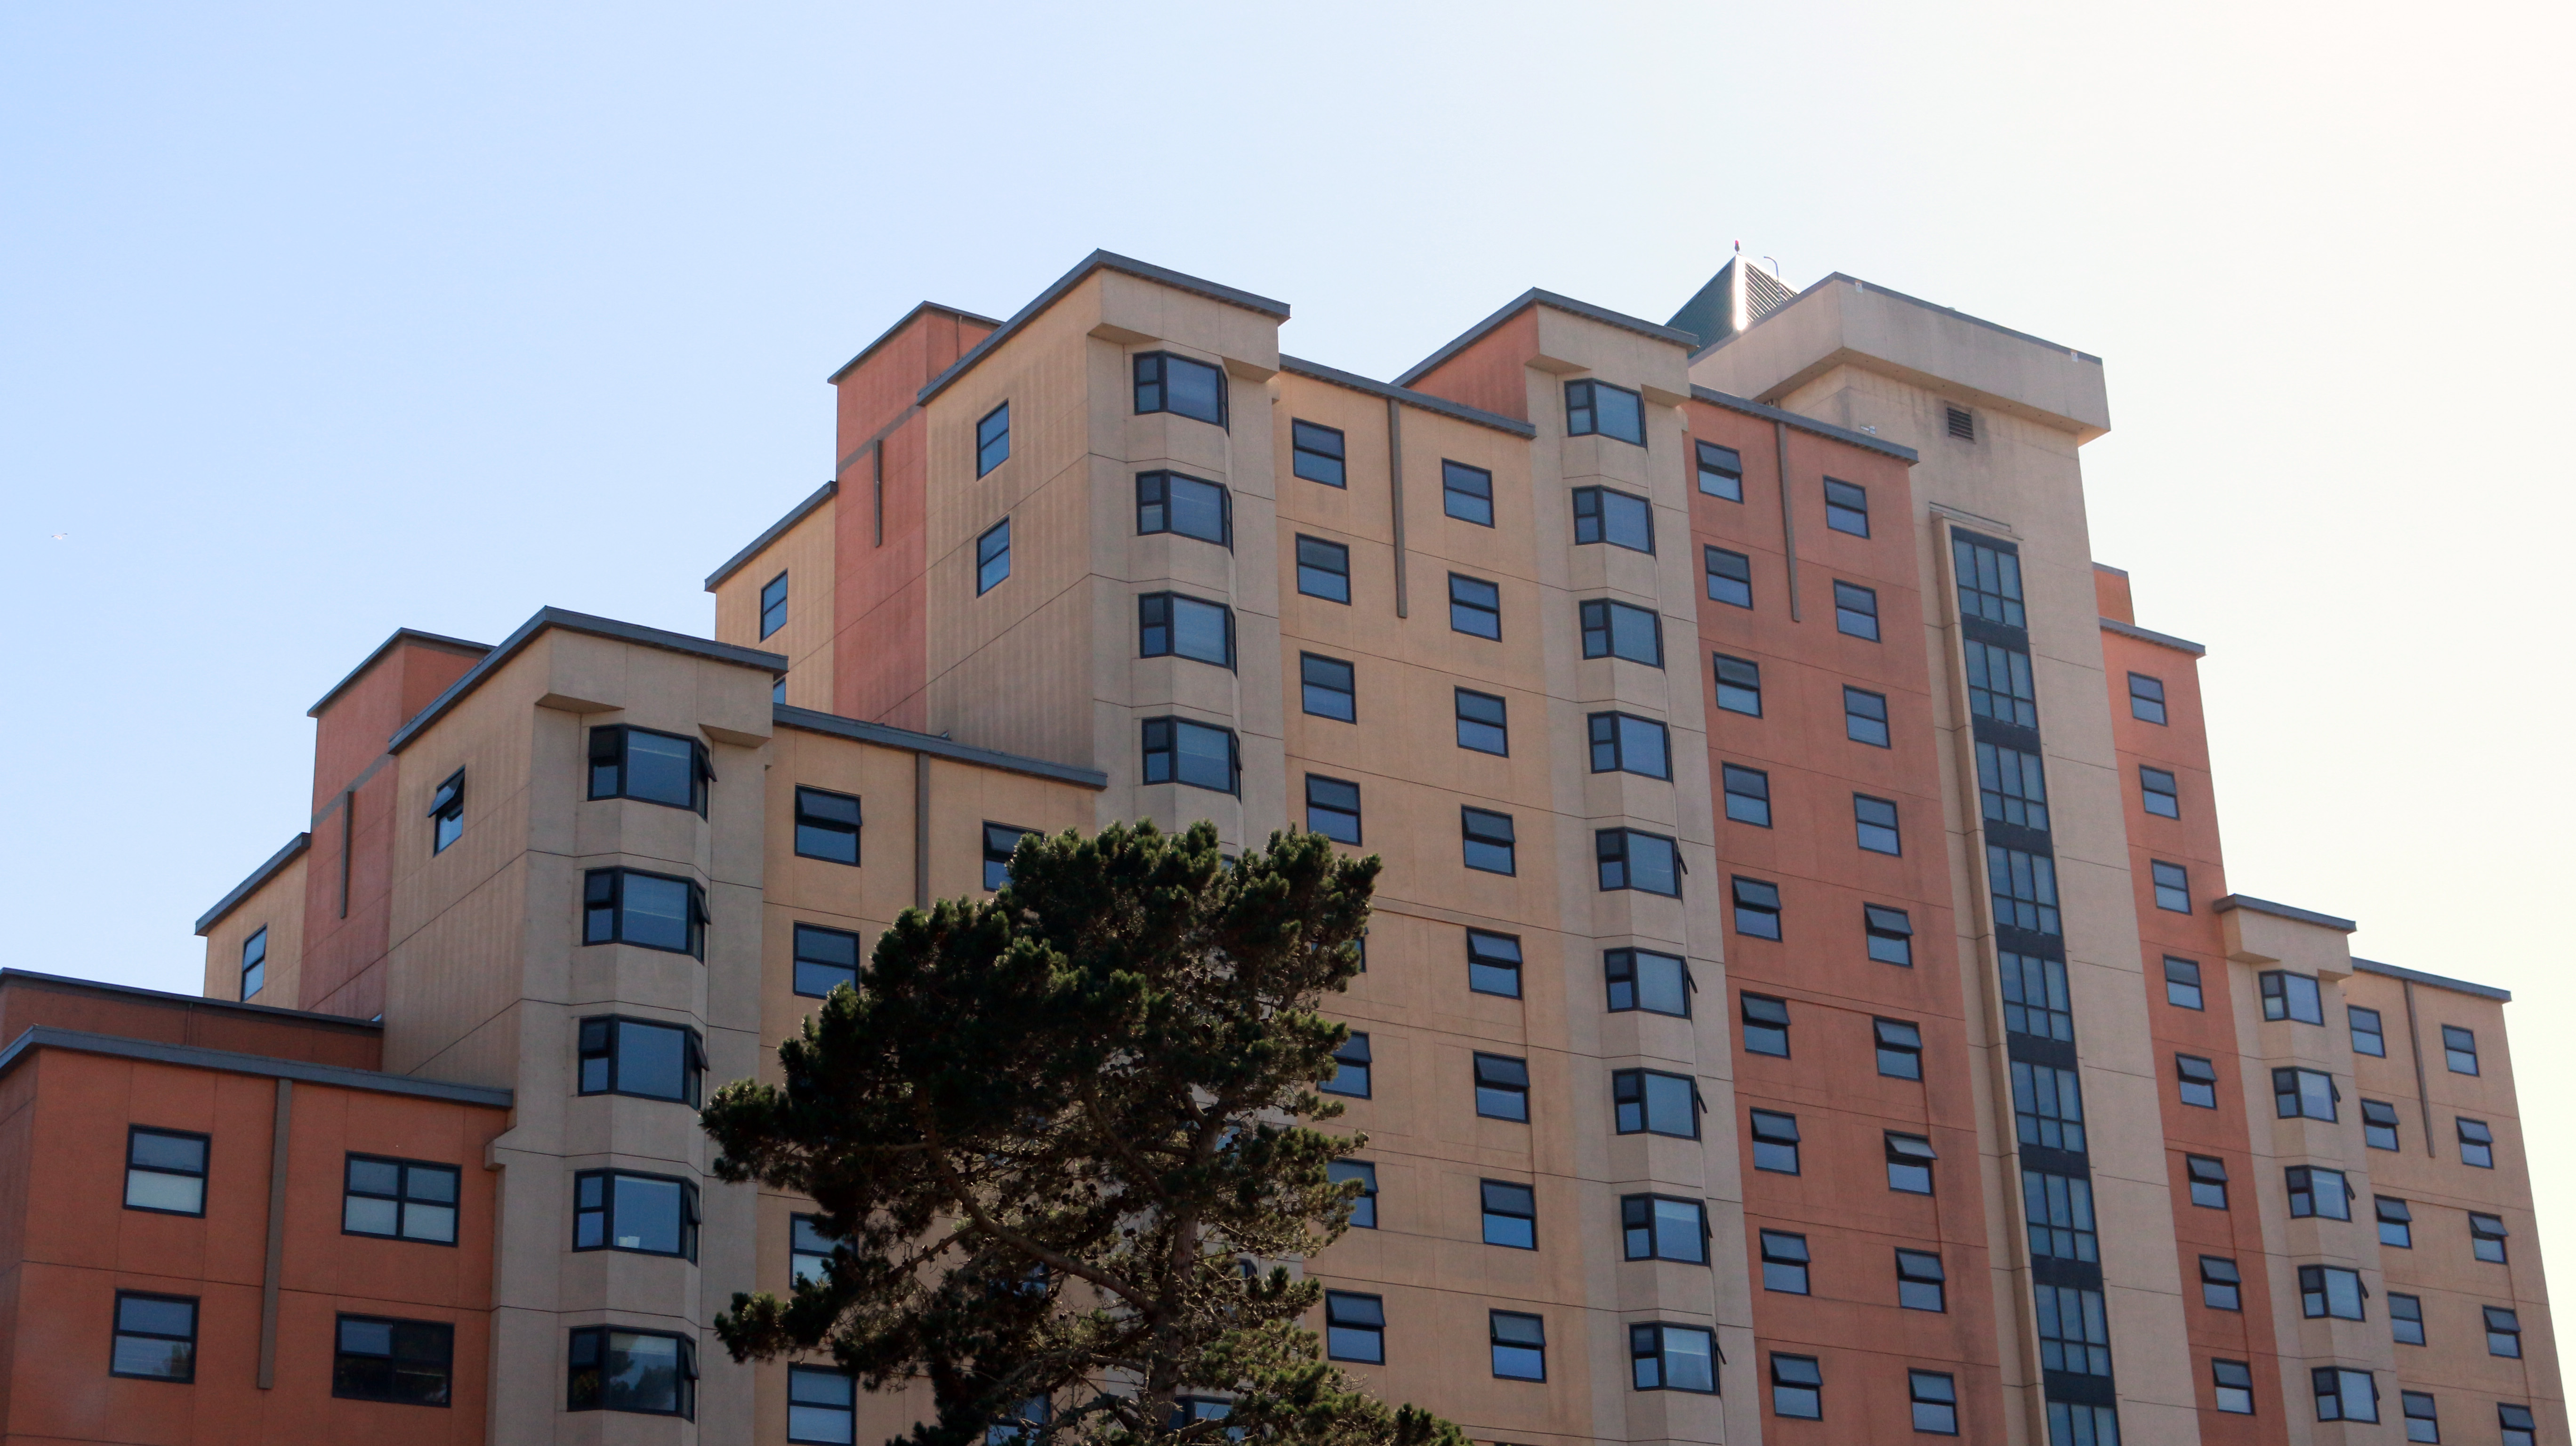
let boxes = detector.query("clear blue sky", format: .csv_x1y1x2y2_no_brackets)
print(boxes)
6,0,2571,1291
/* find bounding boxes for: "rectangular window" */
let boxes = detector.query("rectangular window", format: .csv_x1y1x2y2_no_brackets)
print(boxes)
788,1366,856,1444
1749,1109,1800,1173
2458,1117,2495,1167
1976,742,2049,831
1296,535,1351,602
982,824,1036,892
2151,860,2191,912
2286,1165,2352,1220
1704,546,1753,607
588,724,714,815
429,769,464,854
793,922,860,997
975,519,1010,594
1473,1053,1530,1121
1441,459,1495,526
568,1326,697,1417
573,1170,698,1259
333,1315,455,1406
1896,1249,1945,1311
1604,948,1689,1016
2302,1264,2368,1320
240,926,268,1000
1721,764,1771,826
1579,598,1662,664
1952,535,2024,625
1465,930,1521,997
2176,1054,2219,1109
2400,1392,2437,1442
1321,1034,1370,1099
2376,1195,2414,1247
1612,1068,1698,1138
1626,1196,1710,1264
1133,352,1226,426
1141,717,1239,794
1853,794,1902,854
2036,1284,2112,1376
1449,573,1502,639
2275,1066,2340,1120
975,402,1009,476
1885,1132,1936,1193
2259,970,2322,1023
2128,672,2167,723
1756,1228,1808,1289
1323,1292,1383,1364
2001,951,2073,1040
1291,419,1345,485
1572,486,1654,551
1328,1160,1376,1229
2187,1154,2229,1209
1480,1180,1536,1249
791,1214,831,1283
1714,654,1762,715
2024,1169,2096,1262
1843,687,1889,746
1696,440,1743,499
1589,712,1672,779
1833,580,1880,639
1964,641,2036,727
126,1127,209,1215
1565,378,1644,444
1304,775,1362,845
2213,1359,2255,1415
2471,1212,2509,1263
110,1292,197,1381
1135,471,1231,546
2313,1367,2378,1424
1911,1370,1959,1435
1597,829,1681,896
1770,1352,1822,1417
1452,688,1507,754
1822,477,1869,536
1138,593,1235,668
1461,808,1516,874
2200,1254,2242,1310
1987,845,2061,934
2391,1293,2426,1345
1631,1324,1717,1393
1740,993,1790,1056
2011,1061,2085,1153
2165,956,2204,1009
2442,1025,2479,1074
759,571,789,639
343,1154,462,1243
2504,1406,2538,1446
1866,905,1915,966
2139,765,2180,818
1876,1019,1923,1079
2349,1005,2386,1057
1300,654,1355,722
990,1396,1052,1443
1732,876,1781,939
793,786,861,865
583,868,708,958
1489,1310,1546,1380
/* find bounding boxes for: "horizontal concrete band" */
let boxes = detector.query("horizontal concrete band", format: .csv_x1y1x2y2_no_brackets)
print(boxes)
0,1025,512,1107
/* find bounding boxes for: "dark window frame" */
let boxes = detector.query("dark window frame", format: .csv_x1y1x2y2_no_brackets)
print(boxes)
1604,947,1691,1017
2260,970,2324,1023
1749,1108,1800,1173
1866,905,1915,966
429,769,465,854
240,925,268,1000
2165,956,2205,1009
576,1016,708,1107
1322,1291,1384,1364
1822,477,1870,537
1853,793,1903,855
2200,1254,2243,1310
1721,763,1771,827
109,1290,199,1382
1479,1179,1537,1250
975,518,1011,594
1732,876,1782,939
2128,671,2167,723
1304,774,1362,846
567,1325,698,1418
759,571,788,639
1327,1160,1376,1229
1134,470,1233,547
1596,828,1682,897
1290,419,1346,486
2442,1025,2479,1075
1473,1052,1530,1122
1629,1323,1718,1394
793,921,861,997
1140,716,1241,795
1875,1018,1924,1079
1441,459,1496,527
1453,688,1508,754
1843,686,1890,747
1137,591,1238,669
1695,440,1743,500
1588,711,1673,779
331,1313,456,1407
1705,546,1753,607
581,867,709,959
1770,1351,1823,1417
974,403,1009,477
1489,1309,1546,1381
1756,1226,1808,1289
792,785,862,866
1571,485,1655,552
1565,377,1646,445
1579,597,1664,665
1833,580,1880,640
1321,1033,1371,1099
1461,808,1517,875
2187,1154,2230,1209
1714,653,1762,715
1624,1194,1711,1265
571,1168,701,1261
1295,535,1352,603
2350,1005,2387,1057
1466,929,1523,998
1611,1068,1700,1139
587,724,715,816
1132,351,1228,427
2458,1116,2495,1168
2140,764,2181,818
1895,1247,1947,1312
124,1125,209,1218
1739,992,1790,1057
342,1152,463,1245
787,1364,857,1445
1300,653,1356,722
1449,573,1502,639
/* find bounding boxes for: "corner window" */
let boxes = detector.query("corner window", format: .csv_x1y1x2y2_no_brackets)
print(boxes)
1976,742,2048,831
1748,1109,1800,1173
793,786,861,865
1291,420,1346,486
2458,1117,2495,1168
1141,716,1239,794
2471,1212,2508,1262
1565,378,1645,445
2312,1367,2377,1424
2274,1066,2338,1122
1843,687,1889,746
125,1127,209,1216
1328,1161,1376,1228
1480,1180,1536,1249
974,403,1009,476
588,725,714,815
1453,688,1507,754
2036,1284,2111,1375
343,1155,461,1243
2186,1154,2229,1209
1461,808,1516,875
568,1326,696,1417
2441,1025,2479,1074
1964,641,2035,726
2011,1060,2085,1152
1322,1292,1383,1364
1695,440,1742,499
1739,993,1790,1057
1572,486,1653,551
2349,1005,2386,1057
1987,844,2060,934
582,868,708,958
793,922,861,997
2199,1254,2242,1310
1321,1034,1371,1098
428,770,464,854
1489,1310,1545,1380
1885,1132,1936,1193
2286,1165,2352,1220
110,1292,198,1382
1473,1053,1530,1121
1133,352,1227,426
2128,672,2167,723
1295,535,1351,602
1626,1196,1709,1264
759,571,788,639
1630,1325,1716,1393
2212,1359,2254,1415
1588,712,1671,778
2024,1169,2096,1261
982,823,1036,892
1875,1019,1923,1079
1769,1352,1822,1417
2175,1054,2218,1109
1138,592,1236,668
1822,478,1869,537
1449,573,1501,638
2377,1195,2413,1248
2150,860,2191,912
2000,952,2072,1039
1853,794,1902,855
1865,906,1914,966
1755,1228,1807,1288
1705,546,1753,607
1721,764,1771,826
974,518,1011,594
1714,654,1762,715
1604,948,1689,1016
1579,598,1662,664
1300,654,1355,721
1134,471,1232,546
1304,775,1362,845
2260,970,2323,1023
2140,765,2180,818
1952,535,2024,626
239,927,268,1001
1611,1068,1698,1138
572,1169,699,1259
791,1214,832,1283
2391,1292,2425,1344
788,1366,856,1444
1732,876,1781,939
577,1018,705,1106
1895,1249,1946,1311
1466,930,1522,998
1833,580,1879,639
2300,1264,2367,1320
1910,1370,1959,1435
1441,460,1495,526
2164,956,2204,1009
333,1316,455,1406
1597,829,1681,896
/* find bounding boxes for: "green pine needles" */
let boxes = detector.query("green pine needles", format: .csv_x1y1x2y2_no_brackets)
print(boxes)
702,820,1465,1446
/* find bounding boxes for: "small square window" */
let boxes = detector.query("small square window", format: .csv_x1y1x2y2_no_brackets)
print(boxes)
1296,535,1352,603
1875,1019,1923,1079
2139,765,2180,818
1322,1291,1383,1364
1721,764,1771,826
2442,1025,2479,1075
1843,687,1889,746
1442,459,1495,526
1480,1180,1537,1249
1704,546,1753,607
1328,1160,1376,1229
1910,1369,1958,1435
111,1292,198,1382
1596,829,1682,896
1757,1229,1808,1291
2486,1306,2523,1358
2458,1116,2495,1168
2212,1358,2254,1415
2361,1099,2401,1151
1133,352,1227,426
2377,1195,2414,1248
1739,993,1790,1057
1579,597,1662,665
2150,859,2191,912
1588,712,1672,779
1714,654,1762,715
1732,876,1781,939
333,1314,455,1406
2400,1391,2437,1443
793,922,861,997
1572,486,1654,552
1304,775,1362,845
1823,478,1870,537
1134,471,1231,546
1453,688,1508,754
1141,716,1239,794
793,786,861,866
2186,1154,2229,1209
759,571,789,639
1833,580,1879,639
2164,956,2204,1009
1769,1352,1822,1418
2128,672,2167,723
1895,1248,1946,1311
975,519,1011,594
788,1365,856,1444
2391,1293,2425,1345
2471,1211,2509,1263
975,403,1010,476
1885,1132,1936,1193
1466,930,1522,998
1489,1309,1546,1380
1320,1033,1370,1099
2260,970,2323,1023
1565,378,1645,444
126,1127,208,1216
1695,440,1743,500
1853,794,1902,854
1604,948,1690,1016
428,769,465,854
1449,573,1502,639
1291,420,1346,486
1623,1195,1710,1264
1865,905,1914,965
1461,808,1517,875
1473,1053,1530,1121
2504,1405,2538,1446
1748,1109,1799,1173
981,823,1035,892
2199,1254,2241,1310
2349,1005,2386,1057
1296,652,1357,722
2175,1053,2218,1109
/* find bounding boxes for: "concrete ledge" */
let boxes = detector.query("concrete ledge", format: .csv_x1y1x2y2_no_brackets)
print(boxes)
0,1026,511,1107
2101,617,2207,658
2352,957,2512,1003
1278,355,1536,438
2214,894,2357,932
0,968,382,1032
388,608,788,754
774,706,1108,789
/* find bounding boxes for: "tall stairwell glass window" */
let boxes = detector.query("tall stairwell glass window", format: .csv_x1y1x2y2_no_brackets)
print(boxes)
1296,536,1351,602
1564,378,1645,444
1964,642,2036,726
429,770,464,853
1976,742,2048,830
1580,599,1662,664
589,725,713,815
1137,592,1235,668
1695,440,1742,499
2011,1061,2085,1152
1705,546,1752,607
974,402,1009,476
1133,352,1227,425
759,571,788,638
1442,460,1494,525
1449,574,1501,638
2036,1285,2112,1376
2000,951,2071,1038
1952,535,2024,626
2024,1169,2095,1261
1572,487,1653,551
1988,845,2060,933
1832,580,1879,639
239,926,268,1001
1822,478,1869,536
1291,420,1345,485
1135,471,1231,546
1141,717,1238,794
975,519,1010,594
583,868,708,958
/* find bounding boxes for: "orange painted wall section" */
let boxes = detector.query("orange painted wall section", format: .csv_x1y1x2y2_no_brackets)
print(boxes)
0,975,381,1073
1398,309,1538,421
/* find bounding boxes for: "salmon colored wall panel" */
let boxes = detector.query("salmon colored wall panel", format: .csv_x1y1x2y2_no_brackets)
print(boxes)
0,978,381,1072
835,411,931,729
1401,309,1538,422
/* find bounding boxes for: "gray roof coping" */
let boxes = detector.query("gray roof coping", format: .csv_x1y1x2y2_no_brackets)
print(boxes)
0,1025,512,1108
1394,288,1699,389
389,608,788,755
1276,355,1537,437
307,628,493,718
2101,616,2207,657
774,705,1108,788
704,479,838,592
1706,272,2103,366
916,251,1292,409
826,301,1006,386
2213,893,2357,933
1687,385,1921,462
2351,956,2512,1003
0,967,383,1032
194,832,313,935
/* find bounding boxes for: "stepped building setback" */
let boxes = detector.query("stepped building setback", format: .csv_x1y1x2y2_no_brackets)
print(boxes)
0,250,2555,1446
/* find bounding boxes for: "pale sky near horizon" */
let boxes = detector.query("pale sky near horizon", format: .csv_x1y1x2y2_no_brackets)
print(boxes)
5,0,2572,1337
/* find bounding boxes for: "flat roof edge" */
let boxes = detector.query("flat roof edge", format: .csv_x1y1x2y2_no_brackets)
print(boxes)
916,250,1291,409
389,608,788,755
0,968,384,1030
0,1026,513,1107
2214,893,2357,933
193,833,314,935
1393,288,1698,390
1277,355,1537,437
774,706,1108,788
2351,957,2512,1003
2100,616,2207,657
1800,273,2103,363
825,301,1006,385
705,480,838,591
1687,386,1921,462
307,628,492,717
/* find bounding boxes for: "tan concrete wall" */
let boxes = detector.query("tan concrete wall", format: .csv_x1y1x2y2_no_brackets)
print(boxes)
711,492,837,710
200,851,307,1008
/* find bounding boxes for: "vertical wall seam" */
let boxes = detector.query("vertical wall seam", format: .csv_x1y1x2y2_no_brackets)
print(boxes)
913,752,931,912
1773,418,1801,621
2402,978,2434,1157
256,1077,293,1389
1386,398,1409,618
336,787,354,919
873,440,885,548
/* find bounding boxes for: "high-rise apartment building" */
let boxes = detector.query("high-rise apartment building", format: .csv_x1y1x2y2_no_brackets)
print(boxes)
0,251,2553,1446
